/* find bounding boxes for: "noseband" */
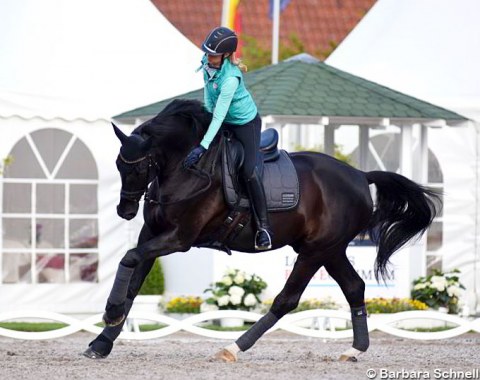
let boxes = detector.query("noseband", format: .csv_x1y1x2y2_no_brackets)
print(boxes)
119,153,158,203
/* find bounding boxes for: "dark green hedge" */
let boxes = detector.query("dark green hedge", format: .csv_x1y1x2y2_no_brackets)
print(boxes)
138,258,165,295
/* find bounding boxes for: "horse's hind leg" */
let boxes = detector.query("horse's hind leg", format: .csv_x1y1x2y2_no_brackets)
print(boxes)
214,253,324,362
83,256,156,359
324,252,369,362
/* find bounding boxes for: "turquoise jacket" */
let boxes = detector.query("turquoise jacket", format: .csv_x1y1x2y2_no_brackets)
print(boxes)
198,55,258,149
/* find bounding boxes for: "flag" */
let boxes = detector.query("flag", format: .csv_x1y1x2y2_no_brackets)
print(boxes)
269,0,292,18
226,0,241,30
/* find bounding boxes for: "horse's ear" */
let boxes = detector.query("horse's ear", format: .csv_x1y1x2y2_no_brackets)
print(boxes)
112,123,127,144
140,136,153,152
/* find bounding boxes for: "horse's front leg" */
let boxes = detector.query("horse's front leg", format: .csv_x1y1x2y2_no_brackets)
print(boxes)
102,256,138,326
84,256,156,359
102,229,192,326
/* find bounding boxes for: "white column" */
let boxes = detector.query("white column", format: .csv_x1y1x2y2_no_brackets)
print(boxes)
400,124,413,178
324,125,335,157
401,124,424,282
359,126,369,171
420,124,429,184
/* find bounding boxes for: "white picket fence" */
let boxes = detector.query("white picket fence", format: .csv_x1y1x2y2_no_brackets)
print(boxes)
0,309,479,341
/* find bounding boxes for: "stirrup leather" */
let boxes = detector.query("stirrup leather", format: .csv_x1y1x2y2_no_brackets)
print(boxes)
255,228,272,250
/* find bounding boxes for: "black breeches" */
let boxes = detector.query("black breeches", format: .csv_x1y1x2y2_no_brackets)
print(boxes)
223,113,261,179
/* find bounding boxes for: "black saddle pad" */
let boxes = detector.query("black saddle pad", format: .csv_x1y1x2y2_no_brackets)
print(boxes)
222,141,300,212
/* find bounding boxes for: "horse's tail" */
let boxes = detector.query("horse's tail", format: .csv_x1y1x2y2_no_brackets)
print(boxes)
365,171,441,281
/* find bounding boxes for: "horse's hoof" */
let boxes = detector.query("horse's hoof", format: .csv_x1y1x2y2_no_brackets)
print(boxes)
83,346,108,359
102,311,125,327
339,354,358,362
211,348,238,363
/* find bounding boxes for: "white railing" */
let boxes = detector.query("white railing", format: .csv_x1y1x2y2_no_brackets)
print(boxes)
0,309,479,341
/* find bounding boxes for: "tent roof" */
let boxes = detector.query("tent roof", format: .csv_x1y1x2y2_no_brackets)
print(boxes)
0,0,203,121
114,54,466,124
326,0,480,121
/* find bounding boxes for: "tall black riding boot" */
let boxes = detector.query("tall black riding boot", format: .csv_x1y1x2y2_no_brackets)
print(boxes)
246,171,272,250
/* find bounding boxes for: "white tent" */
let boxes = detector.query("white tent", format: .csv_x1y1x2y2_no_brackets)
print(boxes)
0,0,203,314
327,0,480,313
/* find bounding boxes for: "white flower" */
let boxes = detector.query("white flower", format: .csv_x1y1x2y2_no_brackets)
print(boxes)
430,276,447,292
234,273,245,285
414,283,428,290
230,294,242,305
221,276,233,286
200,303,219,312
447,285,462,298
431,282,446,292
228,286,245,297
431,276,447,285
217,295,230,306
244,293,257,307
227,268,237,276
244,274,252,281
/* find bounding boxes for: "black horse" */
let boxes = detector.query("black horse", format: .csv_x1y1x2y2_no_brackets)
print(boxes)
84,99,439,362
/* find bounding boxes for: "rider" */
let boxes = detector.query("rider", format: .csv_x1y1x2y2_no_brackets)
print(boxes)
183,26,272,251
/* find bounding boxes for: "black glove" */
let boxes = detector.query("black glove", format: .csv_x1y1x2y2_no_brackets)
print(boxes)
183,145,207,169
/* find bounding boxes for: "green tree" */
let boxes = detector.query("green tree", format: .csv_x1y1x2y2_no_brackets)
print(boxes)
240,33,337,71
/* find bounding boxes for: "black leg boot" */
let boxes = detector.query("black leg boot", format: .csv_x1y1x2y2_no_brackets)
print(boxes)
246,171,272,250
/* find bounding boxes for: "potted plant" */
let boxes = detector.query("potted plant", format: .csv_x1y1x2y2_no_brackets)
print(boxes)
411,269,465,314
204,268,267,327
366,297,428,314
366,297,436,330
162,296,202,320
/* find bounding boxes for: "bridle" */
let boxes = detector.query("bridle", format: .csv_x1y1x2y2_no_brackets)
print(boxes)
118,153,158,203
118,140,222,206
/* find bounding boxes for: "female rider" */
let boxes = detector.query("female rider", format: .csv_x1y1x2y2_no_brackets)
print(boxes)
183,26,272,250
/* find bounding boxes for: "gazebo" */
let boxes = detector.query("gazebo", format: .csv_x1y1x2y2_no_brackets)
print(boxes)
115,53,465,190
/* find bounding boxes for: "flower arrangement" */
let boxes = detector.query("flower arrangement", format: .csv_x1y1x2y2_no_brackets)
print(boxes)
411,269,465,314
261,297,340,313
164,296,202,314
365,298,428,314
204,268,267,311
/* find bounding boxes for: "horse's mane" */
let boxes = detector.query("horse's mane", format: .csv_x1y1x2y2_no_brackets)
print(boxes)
136,99,212,142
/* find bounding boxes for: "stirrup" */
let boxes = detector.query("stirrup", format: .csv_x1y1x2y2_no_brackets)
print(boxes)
255,228,272,250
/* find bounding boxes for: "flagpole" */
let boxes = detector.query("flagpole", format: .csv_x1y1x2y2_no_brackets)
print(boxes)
271,0,280,64
221,0,230,26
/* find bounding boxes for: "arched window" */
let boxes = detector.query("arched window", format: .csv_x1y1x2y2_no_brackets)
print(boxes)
1,128,99,284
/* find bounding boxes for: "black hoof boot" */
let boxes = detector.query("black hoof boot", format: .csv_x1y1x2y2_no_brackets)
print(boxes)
255,229,272,250
83,334,113,359
103,302,126,327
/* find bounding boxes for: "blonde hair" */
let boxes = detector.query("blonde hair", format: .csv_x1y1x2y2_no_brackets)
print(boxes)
229,52,248,73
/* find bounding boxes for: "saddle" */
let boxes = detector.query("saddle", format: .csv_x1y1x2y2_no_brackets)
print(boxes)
222,128,300,211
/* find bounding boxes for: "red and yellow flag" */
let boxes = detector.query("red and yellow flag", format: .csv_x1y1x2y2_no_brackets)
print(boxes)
225,0,241,30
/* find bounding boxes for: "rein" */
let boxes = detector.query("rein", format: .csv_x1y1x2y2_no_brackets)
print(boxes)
155,141,222,206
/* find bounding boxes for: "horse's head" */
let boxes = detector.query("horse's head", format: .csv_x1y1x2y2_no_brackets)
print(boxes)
112,123,155,220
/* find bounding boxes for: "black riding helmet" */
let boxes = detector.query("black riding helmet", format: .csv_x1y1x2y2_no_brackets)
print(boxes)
202,27,238,56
